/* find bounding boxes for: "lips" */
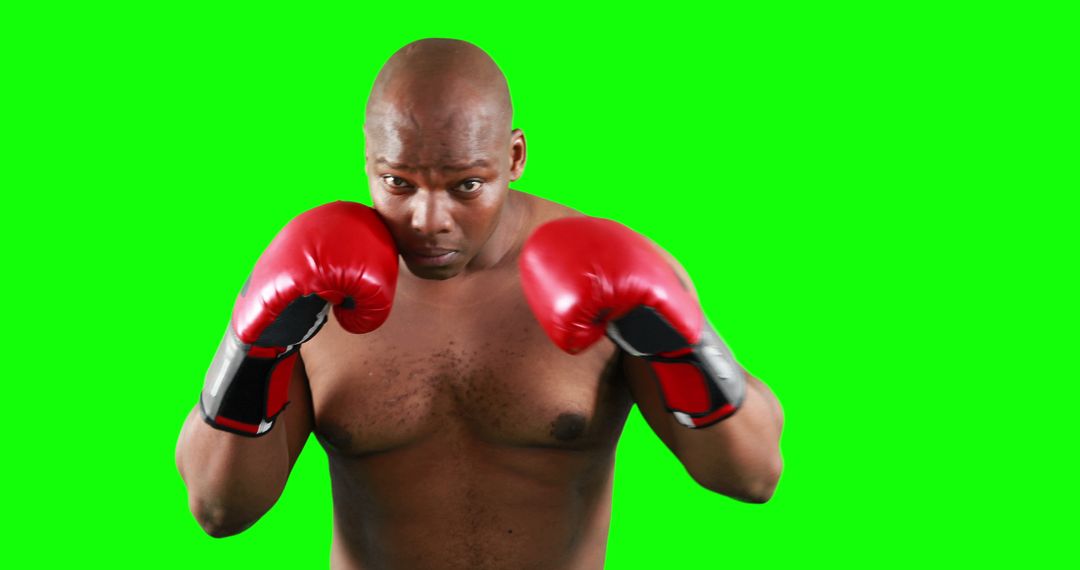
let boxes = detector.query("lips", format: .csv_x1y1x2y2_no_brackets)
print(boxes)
404,247,459,267
411,248,457,256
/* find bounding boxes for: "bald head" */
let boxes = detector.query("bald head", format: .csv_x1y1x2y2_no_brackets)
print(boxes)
366,39,513,141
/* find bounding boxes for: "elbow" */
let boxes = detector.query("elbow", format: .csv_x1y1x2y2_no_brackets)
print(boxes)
198,517,254,539
743,456,783,504
692,456,783,504
739,473,780,504
189,498,259,538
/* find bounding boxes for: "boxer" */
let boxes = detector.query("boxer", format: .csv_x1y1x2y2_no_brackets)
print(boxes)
176,38,784,570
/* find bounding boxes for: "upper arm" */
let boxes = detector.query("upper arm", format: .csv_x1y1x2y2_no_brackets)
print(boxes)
622,237,763,446
282,351,314,472
621,238,695,450
623,352,680,452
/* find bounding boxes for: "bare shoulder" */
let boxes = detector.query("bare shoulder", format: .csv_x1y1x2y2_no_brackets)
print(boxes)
515,190,585,230
515,192,688,283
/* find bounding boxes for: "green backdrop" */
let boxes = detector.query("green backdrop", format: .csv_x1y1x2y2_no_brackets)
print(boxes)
3,1,1074,567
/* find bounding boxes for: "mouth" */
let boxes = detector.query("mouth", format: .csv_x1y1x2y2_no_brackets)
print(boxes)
405,248,459,267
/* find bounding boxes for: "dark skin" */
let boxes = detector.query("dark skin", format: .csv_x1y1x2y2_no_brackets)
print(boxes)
364,39,523,282
176,38,783,570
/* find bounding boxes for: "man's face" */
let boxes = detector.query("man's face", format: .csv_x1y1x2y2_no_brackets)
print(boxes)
365,107,516,280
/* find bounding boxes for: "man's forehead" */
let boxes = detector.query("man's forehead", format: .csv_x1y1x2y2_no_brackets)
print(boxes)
373,155,494,172
366,105,506,166
367,100,501,133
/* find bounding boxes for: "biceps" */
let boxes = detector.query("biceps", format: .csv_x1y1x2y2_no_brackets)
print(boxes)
623,354,680,453
282,352,314,471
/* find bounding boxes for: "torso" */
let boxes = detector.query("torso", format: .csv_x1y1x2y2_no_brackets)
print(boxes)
299,193,635,569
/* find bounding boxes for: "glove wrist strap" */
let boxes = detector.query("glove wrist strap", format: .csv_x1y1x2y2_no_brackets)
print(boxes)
199,327,296,437
608,306,746,428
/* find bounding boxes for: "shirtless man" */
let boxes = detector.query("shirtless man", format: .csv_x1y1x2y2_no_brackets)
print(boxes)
175,38,784,569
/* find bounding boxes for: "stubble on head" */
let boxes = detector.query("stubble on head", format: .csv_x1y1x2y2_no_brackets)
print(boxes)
363,39,526,282
364,38,514,163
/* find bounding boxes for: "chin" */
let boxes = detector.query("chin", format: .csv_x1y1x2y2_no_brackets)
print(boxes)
405,261,462,281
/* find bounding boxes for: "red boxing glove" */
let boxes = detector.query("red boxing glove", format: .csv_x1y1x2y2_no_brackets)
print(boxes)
200,201,399,436
519,216,745,428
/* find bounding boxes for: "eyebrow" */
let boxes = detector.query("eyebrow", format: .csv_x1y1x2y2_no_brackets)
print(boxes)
374,157,492,172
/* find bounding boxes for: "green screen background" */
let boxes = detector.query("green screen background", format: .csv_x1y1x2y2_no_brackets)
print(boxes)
3,2,1074,567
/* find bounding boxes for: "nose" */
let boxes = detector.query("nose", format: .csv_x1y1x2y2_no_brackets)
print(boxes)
410,190,453,236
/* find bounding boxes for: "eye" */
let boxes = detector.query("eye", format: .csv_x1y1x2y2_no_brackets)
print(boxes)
453,179,484,194
381,175,412,189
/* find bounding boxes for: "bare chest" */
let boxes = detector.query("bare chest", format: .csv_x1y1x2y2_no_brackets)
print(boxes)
301,273,633,457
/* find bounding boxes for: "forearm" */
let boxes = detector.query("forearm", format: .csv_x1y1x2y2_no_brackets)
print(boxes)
668,375,784,502
175,406,290,536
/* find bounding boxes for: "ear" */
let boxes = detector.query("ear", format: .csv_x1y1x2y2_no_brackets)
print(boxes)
509,129,527,181
361,125,371,173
